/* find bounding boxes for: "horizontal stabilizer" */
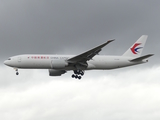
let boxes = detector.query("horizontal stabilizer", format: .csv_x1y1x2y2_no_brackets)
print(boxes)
130,54,154,62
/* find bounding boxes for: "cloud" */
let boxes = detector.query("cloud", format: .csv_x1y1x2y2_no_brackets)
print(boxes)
0,65,160,120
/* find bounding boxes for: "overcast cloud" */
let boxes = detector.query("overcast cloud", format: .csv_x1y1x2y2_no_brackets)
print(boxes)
1,66,160,120
1,0,160,120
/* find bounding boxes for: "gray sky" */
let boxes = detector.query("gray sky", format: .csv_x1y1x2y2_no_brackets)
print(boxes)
1,1,160,120
0,0,159,60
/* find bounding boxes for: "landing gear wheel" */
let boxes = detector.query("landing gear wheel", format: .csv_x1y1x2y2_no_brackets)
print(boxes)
78,76,81,80
75,75,78,79
80,72,84,76
74,71,76,74
72,74,75,78
14,68,19,75
72,70,84,79
16,72,19,75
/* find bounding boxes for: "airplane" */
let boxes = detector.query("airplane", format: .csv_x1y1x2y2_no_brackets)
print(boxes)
4,35,154,79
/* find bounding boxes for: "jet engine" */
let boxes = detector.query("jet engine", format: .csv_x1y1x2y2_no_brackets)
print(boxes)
51,60,68,69
49,69,66,76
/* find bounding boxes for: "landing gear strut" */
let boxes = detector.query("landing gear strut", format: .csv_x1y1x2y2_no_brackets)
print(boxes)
72,70,84,80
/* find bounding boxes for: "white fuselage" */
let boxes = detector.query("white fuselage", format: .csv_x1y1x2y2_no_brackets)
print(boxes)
4,54,146,71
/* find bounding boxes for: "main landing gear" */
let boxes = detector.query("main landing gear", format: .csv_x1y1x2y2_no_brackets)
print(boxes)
14,68,19,75
72,70,84,80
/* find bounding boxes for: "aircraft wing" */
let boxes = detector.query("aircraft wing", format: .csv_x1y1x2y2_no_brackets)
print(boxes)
67,40,114,63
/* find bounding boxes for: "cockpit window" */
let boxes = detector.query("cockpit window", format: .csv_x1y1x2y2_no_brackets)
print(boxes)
8,58,11,60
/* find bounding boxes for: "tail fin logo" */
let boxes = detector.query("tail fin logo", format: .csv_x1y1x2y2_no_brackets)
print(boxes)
130,43,143,54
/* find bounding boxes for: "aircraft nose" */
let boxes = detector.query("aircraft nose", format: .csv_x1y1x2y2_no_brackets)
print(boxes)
4,60,9,66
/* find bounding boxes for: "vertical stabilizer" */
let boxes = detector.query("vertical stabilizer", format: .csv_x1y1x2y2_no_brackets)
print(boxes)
123,35,148,58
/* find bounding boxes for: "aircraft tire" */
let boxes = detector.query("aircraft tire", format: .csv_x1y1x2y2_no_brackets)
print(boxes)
72,74,75,78
75,75,78,79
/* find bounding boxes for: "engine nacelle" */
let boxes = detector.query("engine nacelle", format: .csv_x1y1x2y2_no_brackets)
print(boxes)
49,69,66,76
51,60,68,69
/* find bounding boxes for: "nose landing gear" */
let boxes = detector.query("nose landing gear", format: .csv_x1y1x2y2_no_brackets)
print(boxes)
14,68,19,75
72,70,84,80
16,72,19,75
